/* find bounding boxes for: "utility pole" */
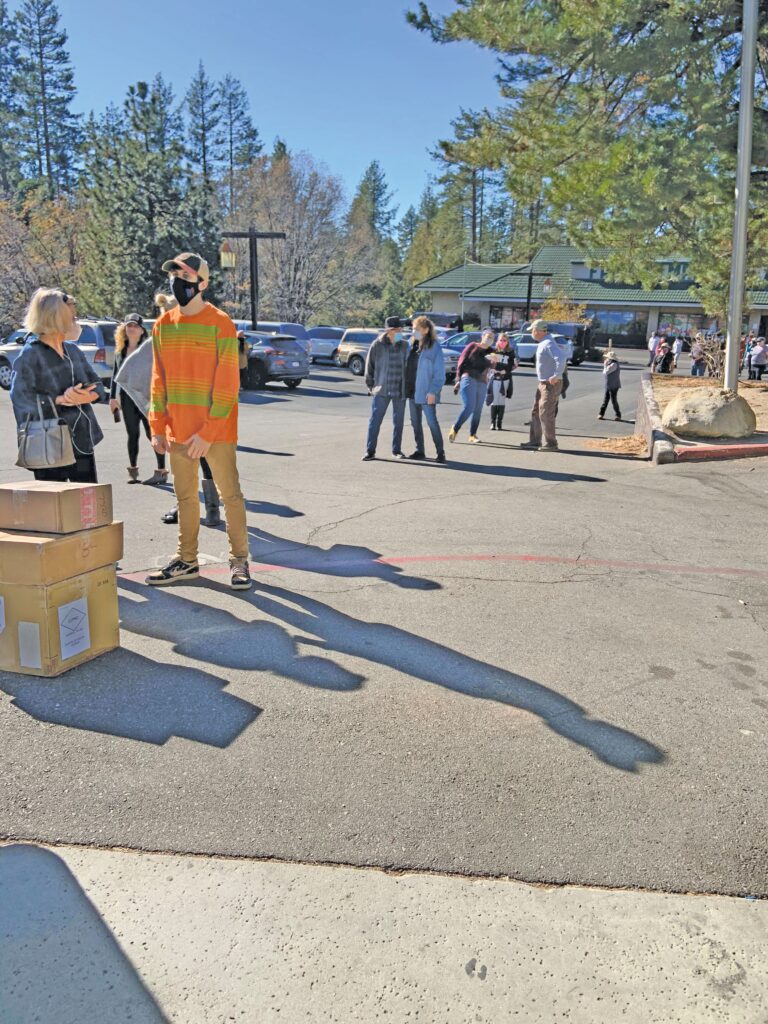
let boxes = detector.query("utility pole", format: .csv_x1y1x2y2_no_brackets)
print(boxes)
724,0,758,392
220,227,286,329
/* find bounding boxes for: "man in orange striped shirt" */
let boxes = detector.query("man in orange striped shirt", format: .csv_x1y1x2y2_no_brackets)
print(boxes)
146,252,251,589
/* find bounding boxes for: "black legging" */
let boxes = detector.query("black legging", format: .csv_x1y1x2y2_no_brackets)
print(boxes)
121,392,165,470
200,457,213,480
34,454,97,483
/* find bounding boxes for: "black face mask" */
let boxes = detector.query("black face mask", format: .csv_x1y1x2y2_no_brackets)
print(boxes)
171,276,201,307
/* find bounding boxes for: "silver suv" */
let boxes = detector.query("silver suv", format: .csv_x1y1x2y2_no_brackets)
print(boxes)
336,328,380,375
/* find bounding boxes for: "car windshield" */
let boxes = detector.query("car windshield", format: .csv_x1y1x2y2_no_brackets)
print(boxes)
77,325,101,346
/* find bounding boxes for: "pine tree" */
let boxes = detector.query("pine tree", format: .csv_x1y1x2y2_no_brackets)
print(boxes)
185,61,223,186
219,74,261,214
397,205,419,256
0,1,20,195
15,0,80,197
78,78,196,314
350,160,397,239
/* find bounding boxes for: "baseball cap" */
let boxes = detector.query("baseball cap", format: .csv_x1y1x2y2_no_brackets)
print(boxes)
161,252,210,280
384,316,403,330
529,319,549,333
124,313,143,326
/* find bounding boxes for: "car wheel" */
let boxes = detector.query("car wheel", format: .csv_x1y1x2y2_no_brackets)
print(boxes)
331,348,339,363
284,379,302,390
349,355,365,376
0,358,12,390
247,361,267,389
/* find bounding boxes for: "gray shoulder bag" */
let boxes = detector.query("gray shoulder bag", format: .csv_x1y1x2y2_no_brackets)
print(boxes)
16,394,75,470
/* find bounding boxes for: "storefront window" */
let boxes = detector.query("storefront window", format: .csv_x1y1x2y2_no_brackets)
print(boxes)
489,306,527,330
656,312,714,335
586,309,649,335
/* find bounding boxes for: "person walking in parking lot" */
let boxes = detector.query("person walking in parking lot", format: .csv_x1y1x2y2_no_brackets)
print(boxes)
521,319,567,451
597,350,622,421
406,315,446,463
449,329,497,444
486,333,516,431
146,252,250,589
362,316,409,461
110,313,168,486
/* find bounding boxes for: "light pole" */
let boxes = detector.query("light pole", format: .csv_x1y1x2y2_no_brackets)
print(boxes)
220,227,286,329
724,0,759,392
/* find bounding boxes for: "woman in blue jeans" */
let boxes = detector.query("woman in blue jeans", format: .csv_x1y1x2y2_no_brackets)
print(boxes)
449,330,497,444
407,316,446,463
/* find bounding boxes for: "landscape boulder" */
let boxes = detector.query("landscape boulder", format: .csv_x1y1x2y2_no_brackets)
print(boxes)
661,387,756,439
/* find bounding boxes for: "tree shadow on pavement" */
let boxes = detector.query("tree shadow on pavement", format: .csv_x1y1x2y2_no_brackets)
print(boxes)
117,578,365,692
246,527,441,589
0,649,261,747
0,844,169,1023
399,459,606,483
246,584,665,773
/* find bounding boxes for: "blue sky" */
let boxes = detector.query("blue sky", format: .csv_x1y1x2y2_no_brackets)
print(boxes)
55,0,503,218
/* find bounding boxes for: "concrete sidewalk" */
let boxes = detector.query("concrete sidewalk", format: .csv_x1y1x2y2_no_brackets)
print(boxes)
2,841,766,1024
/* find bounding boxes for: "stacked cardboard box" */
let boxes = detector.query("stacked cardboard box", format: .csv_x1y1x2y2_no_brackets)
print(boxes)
0,482,122,677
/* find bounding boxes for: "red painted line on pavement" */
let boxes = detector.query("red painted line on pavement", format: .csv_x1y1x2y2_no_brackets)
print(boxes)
118,552,768,582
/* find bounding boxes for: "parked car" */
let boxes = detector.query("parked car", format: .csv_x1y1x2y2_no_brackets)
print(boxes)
442,331,484,353
245,321,312,356
336,328,380,375
520,321,589,364
242,332,310,389
0,318,118,390
306,326,345,363
512,332,574,363
441,344,460,382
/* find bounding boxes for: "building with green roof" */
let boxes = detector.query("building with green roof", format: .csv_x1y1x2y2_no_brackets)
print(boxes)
415,245,768,347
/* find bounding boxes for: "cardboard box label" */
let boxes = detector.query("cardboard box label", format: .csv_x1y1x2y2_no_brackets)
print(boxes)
18,621,42,669
0,595,4,633
80,488,97,529
58,596,91,661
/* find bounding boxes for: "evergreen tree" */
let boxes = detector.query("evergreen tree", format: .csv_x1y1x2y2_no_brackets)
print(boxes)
350,160,397,239
15,0,80,197
397,205,419,256
219,74,261,214
185,61,223,185
272,137,288,161
78,79,195,314
0,1,20,195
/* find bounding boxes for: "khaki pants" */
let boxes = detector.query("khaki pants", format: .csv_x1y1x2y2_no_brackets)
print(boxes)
170,442,249,564
529,380,562,446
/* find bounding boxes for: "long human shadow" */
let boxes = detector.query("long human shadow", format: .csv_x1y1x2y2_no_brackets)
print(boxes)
246,584,665,773
244,499,304,518
285,385,355,399
0,649,261,747
117,578,364,691
0,844,169,1023
245,526,441,589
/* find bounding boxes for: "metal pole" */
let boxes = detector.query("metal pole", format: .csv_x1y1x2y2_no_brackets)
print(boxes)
249,227,258,330
525,268,534,320
724,0,758,392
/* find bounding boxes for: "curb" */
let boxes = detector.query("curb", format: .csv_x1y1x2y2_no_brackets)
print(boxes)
635,374,676,464
675,442,768,462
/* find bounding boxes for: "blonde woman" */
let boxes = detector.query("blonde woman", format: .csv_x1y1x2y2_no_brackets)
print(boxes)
10,287,106,482
110,313,168,485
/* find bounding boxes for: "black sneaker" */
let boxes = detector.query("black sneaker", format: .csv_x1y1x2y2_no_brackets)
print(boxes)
435,452,446,463
161,506,178,524
362,452,375,461
408,451,426,460
519,441,539,449
230,559,252,590
393,451,406,460
145,558,200,586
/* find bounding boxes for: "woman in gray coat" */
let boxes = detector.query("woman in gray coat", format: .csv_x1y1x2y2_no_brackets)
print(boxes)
407,316,446,463
598,350,621,420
